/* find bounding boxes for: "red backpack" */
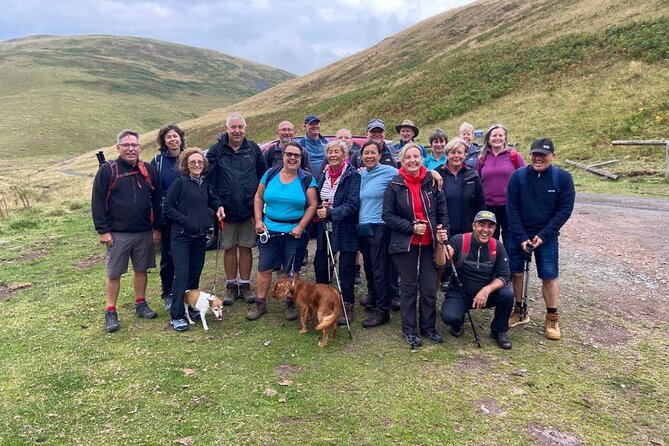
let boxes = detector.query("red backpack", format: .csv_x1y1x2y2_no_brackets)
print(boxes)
456,232,497,268
104,160,156,222
478,148,521,170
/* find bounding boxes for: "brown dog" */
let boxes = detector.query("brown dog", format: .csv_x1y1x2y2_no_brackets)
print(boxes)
272,276,342,347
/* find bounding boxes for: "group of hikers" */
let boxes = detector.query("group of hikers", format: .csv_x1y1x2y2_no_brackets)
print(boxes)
91,113,575,349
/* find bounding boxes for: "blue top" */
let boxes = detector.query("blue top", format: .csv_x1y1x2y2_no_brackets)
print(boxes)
359,163,397,224
151,150,181,197
297,134,328,174
506,165,575,243
261,170,317,233
423,153,447,170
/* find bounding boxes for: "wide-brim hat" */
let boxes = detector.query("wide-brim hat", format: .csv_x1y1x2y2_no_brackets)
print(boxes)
395,119,419,137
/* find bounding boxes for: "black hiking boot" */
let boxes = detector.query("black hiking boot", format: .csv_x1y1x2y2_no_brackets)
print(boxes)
105,310,119,333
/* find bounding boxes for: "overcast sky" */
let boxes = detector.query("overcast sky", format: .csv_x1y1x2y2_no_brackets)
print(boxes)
0,0,474,75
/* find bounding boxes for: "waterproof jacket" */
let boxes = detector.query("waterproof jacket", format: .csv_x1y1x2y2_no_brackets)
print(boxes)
434,164,485,234
204,133,266,222
382,172,449,255
163,175,222,238
315,165,361,252
92,157,161,234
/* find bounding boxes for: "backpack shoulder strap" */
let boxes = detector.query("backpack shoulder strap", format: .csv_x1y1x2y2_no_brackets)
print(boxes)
265,166,282,184
105,160,118,210
551,165,560,193
456,232,472,268
510,149,520,169
137,161,155,191
489,237,497,263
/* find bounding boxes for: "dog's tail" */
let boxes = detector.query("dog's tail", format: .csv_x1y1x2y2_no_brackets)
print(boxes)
316,313,337,331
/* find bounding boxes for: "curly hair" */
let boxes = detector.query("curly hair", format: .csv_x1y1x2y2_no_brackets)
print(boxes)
177,148,208,175
157,124,186,152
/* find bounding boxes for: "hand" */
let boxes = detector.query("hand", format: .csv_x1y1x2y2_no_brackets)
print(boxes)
413,221,427,235
436,225,448,244
152,229,161,245
255,220,266,234
445,245,454,261
521,240,534,252
472,287,490,309
99,232,113,247
531,235,544,249
216,206,225,220
316,207,328,220
291,225,304,239
430,170,444,191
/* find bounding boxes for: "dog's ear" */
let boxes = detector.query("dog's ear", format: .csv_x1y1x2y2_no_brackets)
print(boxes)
206,294,215,302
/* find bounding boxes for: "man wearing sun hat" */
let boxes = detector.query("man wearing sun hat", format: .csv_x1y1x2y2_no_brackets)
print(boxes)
391,119,427,159
506,138,575,340
297,114,329,174
441,210,514,349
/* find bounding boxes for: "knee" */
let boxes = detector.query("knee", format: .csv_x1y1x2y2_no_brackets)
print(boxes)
440,303,462,326
499,286,515,306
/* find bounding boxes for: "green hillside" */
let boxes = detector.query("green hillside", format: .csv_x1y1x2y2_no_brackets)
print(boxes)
0,35,294,160
176,0,668,193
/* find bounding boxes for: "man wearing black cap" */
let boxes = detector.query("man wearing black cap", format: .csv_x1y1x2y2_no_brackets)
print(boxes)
506,138,575,340
441,210,515,349
297,115,329,174
349,118,397,169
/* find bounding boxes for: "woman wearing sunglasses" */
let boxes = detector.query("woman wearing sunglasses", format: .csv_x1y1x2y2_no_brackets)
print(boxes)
163,149,225,332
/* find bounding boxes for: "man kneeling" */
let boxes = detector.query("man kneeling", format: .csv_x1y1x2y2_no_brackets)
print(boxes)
441,211,514,349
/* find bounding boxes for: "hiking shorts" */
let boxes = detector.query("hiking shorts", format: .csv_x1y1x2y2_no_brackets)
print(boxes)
509,235,559,280
219,217,256,250
106,231,156,278
257,232,308,274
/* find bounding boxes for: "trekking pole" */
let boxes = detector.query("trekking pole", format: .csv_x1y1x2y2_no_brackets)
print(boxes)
324,220,352,340
211,218,224,296
449,261,481,348
520,244,534,320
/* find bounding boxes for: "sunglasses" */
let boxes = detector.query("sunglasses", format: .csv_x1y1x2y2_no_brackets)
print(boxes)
283,152,301,158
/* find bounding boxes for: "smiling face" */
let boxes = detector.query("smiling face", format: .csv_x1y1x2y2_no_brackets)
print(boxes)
361,143,381,169
276,121,295,145
367,127,385,145
431,138,446,157
447,144,466,170
282,144,302,172
399,127,415,143
187,153,205,177
530,152,555,173
305,120,320,139
473,220,496,244
459,128,473,145
117,134,141,165
163,129,182,154
489,128,506,151
335,129,352,149
226,117,246,147
326,144,346,169
401,146,423,175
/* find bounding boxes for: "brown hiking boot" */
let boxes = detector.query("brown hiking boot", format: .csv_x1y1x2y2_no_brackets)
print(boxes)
362,309,390,328
223,283,238,306
508,304,530,328
390,297,401,312
545,312,561,340
285,299,298,321
247,299,267,321
338,303,353,326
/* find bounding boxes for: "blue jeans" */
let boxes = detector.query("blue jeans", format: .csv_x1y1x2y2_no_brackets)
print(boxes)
509,234,559,279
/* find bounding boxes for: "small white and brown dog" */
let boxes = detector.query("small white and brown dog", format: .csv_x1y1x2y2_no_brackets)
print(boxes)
184,289,224,331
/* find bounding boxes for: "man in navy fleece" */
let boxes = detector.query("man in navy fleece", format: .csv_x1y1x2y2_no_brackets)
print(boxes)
506,138,575,340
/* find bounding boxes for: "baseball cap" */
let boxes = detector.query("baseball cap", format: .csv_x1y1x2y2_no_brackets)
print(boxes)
530,138,555,155
304,115,320,125
474,210,497,224
367,118,385,132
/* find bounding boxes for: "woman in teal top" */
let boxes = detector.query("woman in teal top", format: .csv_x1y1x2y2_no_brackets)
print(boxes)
247,142,318,322
422,129,448,171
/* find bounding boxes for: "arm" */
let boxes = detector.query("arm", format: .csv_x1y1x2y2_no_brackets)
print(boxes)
433,186,450,234
536,170,575,244
204,142,219,188
149,165,162,230
163,180,188,226
91,164,112,235
292,187,317,238
382,182,413,234
255,144,267,179
253,182,267,234
328,172,360,222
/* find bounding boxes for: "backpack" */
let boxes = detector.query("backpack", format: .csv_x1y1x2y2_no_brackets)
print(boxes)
456,232,497,268
105,160,155,211
478,148,521,170
265,166,313,205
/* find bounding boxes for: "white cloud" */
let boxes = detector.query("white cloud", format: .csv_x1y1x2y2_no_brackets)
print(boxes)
0,0,474,74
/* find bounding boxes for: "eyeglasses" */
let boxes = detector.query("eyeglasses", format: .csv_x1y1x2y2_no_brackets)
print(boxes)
283,152,301,158
118,143,140,148
188,160,204,166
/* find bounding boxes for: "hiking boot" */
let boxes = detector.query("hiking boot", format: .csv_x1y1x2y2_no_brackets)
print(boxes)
135,301,157,319
491,331,512,350
223,283,238,306
508,304,530,328
421,330,443,343
545,313,561,340
247,299,267,321
105,310,119,333
361,310,390,328
390,297,401,312
285,300,298,321
338,303,354,326
450,324,464,338
403,333,422,348
359,295,374,310
172,318,189,332
239,283,254,303
162,293,173,310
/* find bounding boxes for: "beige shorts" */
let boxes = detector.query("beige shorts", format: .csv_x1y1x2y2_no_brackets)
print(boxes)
219,218,256,249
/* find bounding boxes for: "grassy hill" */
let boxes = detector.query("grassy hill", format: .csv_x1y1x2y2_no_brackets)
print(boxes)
0,35,294,160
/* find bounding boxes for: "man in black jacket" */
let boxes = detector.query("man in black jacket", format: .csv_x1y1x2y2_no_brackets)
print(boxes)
441,211,514,349
262,120,311,171
205,114,267,305
92,130,162,333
